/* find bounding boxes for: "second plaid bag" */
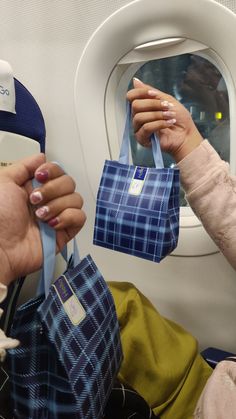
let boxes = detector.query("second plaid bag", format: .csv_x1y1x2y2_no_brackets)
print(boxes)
8,192,123,419
93,105,180,263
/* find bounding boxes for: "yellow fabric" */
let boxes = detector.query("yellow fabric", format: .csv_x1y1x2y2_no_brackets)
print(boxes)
108,281,212,419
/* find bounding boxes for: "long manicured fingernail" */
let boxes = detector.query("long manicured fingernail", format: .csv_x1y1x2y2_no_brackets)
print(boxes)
30,191,43,204
35,169,49,183
166,118,177,125
48,217,59,227
35,206,49,219
133,77,142,82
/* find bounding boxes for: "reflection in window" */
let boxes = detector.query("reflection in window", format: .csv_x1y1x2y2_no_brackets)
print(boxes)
129,54,230,206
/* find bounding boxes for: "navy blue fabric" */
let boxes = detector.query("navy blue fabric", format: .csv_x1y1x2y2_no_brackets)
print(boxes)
8,255,122,418
0,78,45,151
93,160,180,263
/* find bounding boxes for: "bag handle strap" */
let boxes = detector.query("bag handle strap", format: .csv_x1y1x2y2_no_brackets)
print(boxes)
32,178,80,297
119,101,164,168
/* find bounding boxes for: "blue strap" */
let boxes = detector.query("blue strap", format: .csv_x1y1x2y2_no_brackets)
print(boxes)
32,178,80,297
150,134,164,168
119,101,164,168
119,103,131,165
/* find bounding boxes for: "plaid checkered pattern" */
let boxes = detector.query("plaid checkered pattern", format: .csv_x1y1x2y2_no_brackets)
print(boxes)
8,255,122,419
104,379,158,418
93,160,180,263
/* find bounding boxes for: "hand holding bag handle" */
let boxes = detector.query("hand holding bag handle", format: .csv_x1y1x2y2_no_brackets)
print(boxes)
119,101,164,168
9,178,123,419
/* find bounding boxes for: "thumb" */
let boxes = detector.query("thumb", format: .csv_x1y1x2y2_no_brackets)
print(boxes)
1,153,46,186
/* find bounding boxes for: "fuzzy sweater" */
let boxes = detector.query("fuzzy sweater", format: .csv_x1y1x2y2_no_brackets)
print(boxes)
178,139,236,270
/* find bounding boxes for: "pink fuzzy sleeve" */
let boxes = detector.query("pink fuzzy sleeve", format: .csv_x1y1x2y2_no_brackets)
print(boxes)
178,140,236,270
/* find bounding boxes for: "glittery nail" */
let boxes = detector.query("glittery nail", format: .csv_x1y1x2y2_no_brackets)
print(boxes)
35,206,49,219
35,170,49,183
30,191,43,204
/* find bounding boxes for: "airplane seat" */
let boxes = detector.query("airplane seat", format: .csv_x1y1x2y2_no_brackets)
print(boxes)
201,347,236,369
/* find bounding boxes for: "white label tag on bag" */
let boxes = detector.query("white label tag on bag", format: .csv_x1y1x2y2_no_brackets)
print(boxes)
129,166,148,196
0,60,16,113
53,275,86,325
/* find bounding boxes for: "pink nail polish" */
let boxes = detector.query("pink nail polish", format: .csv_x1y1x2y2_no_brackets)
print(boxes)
35,170,49,183
48,217,59,227
35,206,49,219
30,191,43,204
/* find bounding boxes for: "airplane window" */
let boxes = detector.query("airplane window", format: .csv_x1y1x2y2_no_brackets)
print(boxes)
129,53,230,206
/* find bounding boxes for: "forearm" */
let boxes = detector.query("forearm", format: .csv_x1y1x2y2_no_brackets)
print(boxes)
178,140,236,270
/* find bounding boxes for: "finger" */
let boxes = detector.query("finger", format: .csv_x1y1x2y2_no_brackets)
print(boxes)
30,174,76,206
34,161,65,184
127,87,152,102
133,110,176,133
133,77,169,101
129,77,175,104
131,97,175,117
132,99,164,114
133,110,165,132
135,119,176,146
133,77,146,87
133,77,154,91
131,77,163,99
48,208,87,232
0,154,45,185
34,192,83,222
0,337,20,349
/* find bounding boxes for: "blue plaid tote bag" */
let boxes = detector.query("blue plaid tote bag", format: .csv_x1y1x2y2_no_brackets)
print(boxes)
8,191,123,418
93,105,180,263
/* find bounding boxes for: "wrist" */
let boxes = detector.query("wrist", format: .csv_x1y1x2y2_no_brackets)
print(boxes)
172,130,203,163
